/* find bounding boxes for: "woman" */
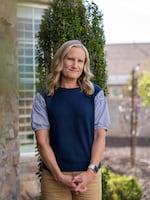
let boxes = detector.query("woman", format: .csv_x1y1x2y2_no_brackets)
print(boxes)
31,40,110,200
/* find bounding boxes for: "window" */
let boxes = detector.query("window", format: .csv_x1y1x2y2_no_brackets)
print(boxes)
109,87,123,98
17,5,45,153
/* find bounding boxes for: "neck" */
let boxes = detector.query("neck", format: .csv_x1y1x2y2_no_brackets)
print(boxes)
60,80,79,89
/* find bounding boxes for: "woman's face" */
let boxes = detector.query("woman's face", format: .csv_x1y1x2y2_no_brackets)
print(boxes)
61,47,85,82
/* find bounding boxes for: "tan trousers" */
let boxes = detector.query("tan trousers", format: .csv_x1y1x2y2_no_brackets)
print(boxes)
41,169,102,200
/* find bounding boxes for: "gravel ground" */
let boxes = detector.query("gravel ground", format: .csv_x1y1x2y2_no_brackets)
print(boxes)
103,147,150,200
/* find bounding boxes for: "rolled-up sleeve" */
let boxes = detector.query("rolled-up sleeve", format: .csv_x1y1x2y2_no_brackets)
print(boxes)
94,90,111,131
31,92,50,131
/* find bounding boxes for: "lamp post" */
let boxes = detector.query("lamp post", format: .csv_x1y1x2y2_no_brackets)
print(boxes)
130,66,139,166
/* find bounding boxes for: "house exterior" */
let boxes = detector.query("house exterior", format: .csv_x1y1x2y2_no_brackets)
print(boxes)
105,43,150,98
105,43,150,144
0,0,150,199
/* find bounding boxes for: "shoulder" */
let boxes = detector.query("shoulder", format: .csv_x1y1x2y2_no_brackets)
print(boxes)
37,88,49,100
93,83,102,96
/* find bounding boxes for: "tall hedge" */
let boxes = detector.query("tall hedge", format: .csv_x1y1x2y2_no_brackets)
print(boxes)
36,0,107,93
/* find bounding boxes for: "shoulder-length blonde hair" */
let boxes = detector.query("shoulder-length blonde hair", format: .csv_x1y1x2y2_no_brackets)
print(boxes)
46,40,94,96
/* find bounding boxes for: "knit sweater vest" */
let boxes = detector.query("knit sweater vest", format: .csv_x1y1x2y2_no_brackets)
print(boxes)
42,84,101,172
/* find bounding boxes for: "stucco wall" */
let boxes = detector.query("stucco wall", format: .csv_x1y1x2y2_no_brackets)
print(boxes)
0,0,20,199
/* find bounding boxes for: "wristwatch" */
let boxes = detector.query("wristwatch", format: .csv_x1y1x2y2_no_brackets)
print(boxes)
88,164,99,173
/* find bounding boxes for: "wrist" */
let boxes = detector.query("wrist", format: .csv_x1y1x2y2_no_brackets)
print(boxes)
88,164,99,174
53,171,63,182
87,168,96,176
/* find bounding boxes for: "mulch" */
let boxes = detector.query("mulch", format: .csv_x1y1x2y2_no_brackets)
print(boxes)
103,147,150,200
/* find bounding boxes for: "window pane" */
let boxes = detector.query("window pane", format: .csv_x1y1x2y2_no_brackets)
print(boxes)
25,48,33,56
25,23,32,31
19,73,33,79
17,6,33,19
25,31,32,40
25,57,33,64
19,48,24,55
19,57,25,64
34,23,39,33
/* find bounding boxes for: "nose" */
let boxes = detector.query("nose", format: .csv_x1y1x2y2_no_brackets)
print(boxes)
72,60,78,68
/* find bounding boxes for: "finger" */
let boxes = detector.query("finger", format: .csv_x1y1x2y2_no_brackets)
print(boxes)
71,182,78,190
76,183,87,193
70,186,76,191
75,183,82,191
72,176,82,183
79,186,87,193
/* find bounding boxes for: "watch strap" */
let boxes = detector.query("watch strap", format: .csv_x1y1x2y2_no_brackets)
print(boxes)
88,164,99,173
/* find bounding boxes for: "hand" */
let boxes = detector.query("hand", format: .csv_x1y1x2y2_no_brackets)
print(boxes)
58,174,77,190
71,176,87,194
72,170,95,193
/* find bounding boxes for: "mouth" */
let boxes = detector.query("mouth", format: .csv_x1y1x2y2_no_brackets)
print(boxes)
69,69,79,73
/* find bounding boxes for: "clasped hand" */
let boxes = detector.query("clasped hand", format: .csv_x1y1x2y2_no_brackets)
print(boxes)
60,170,95,194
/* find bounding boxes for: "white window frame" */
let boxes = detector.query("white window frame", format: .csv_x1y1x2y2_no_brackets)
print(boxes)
17,3,48,153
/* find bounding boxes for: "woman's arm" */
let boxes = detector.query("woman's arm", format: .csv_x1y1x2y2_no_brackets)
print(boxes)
35,129,62,180
72,129,106,192
35,129,76,189
89,129,106,167
31,93,76,189
72,89,110,192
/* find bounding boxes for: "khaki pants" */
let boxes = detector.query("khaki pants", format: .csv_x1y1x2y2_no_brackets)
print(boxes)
41,169,102,200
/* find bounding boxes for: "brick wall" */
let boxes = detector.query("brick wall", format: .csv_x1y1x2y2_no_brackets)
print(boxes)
0,0,20,199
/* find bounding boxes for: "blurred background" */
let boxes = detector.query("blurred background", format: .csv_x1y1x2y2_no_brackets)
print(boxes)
0,0,149,199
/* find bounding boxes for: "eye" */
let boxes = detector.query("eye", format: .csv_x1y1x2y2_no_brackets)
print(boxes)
68,57,73,60
65,56,73,61
78,59,84,63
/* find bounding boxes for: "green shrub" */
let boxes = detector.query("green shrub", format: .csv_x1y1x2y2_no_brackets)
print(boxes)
102,166,142,200
102,166,110,200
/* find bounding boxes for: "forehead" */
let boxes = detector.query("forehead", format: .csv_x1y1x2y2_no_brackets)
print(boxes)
67,47,86,57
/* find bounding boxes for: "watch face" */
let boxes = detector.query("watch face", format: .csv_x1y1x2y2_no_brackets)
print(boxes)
94,166,98,173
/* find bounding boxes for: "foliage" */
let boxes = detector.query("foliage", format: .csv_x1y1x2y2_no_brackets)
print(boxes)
36,0,107,93
102,166,110,200
105,167,142,200
35,145,42,182
137,71,150,107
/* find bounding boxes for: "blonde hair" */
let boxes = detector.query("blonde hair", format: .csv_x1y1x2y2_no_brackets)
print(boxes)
46,40,94,96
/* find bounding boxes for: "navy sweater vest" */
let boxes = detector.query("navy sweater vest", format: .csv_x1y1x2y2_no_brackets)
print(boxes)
41,84,101,172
